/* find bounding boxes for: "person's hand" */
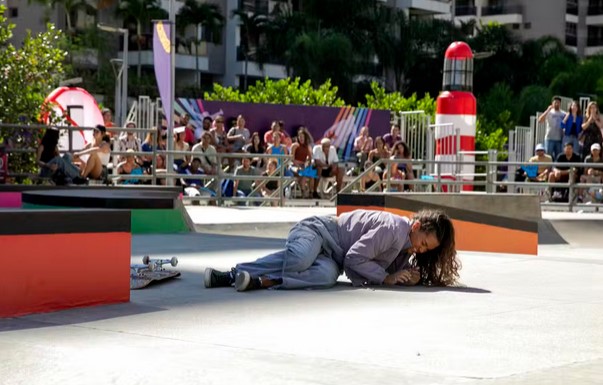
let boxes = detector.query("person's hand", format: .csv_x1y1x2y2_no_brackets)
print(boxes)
49,164,58,172
384,269,420,286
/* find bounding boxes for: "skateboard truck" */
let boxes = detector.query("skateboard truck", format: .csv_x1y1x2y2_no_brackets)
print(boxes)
142,256,178,271
130,256,181,289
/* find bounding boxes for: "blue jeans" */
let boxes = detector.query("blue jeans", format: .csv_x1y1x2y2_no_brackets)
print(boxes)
545,140,562,160
563,135,581,155
235,222,340,289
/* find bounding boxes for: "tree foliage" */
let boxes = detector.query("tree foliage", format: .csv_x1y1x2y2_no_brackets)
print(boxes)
204,77,345,107
0,5,67,180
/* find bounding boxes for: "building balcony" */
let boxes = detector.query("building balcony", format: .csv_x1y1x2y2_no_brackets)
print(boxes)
480,4,523,24
585,37,603,55
586,14,603,25
395,0,451,16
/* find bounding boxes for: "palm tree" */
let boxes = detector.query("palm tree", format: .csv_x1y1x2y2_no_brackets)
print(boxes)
31,0,95,33
231,9,268,90
177,0,224,88
116,0,167,78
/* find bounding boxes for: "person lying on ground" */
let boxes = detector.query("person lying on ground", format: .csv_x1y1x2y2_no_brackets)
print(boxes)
204,208,459,292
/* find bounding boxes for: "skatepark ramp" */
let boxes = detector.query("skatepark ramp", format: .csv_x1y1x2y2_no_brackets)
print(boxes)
0,209,131,317
337,193,541,255
12,187,194,234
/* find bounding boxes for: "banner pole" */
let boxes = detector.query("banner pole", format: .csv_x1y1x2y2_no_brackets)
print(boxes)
166,0,176,186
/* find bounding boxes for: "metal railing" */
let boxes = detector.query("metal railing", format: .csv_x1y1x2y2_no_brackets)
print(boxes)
2,123,603,211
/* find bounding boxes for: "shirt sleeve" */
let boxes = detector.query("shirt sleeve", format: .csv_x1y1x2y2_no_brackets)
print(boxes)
344,227,395,285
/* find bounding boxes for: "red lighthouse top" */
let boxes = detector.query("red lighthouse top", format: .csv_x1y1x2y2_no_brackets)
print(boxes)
444,42,473,59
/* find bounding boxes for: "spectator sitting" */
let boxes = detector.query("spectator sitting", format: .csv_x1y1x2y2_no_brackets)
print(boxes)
525,143,552,182
101,108,115,136
173,126,191,171
547,142,581,202
210,115,231,156
73,125,111,180
116,149,144,184
360,160,381,192
266,131,289,166
179,113,196,147
234,155,260,204
311,138,343,198
289,128,315,198
191,131,219,175
244,132,266,169
118,121,142,162
354,126,373,167
259,159,280,206
264,120,287,148
182,157,215,204
383,124,401,151
368,136,391,168
580,143,603,202
36,127,84,185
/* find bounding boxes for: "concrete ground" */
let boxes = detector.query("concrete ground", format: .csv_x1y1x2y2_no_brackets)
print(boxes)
1,207,602,385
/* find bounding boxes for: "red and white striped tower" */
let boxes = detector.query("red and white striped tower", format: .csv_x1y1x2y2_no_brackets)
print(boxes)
435,41,476,191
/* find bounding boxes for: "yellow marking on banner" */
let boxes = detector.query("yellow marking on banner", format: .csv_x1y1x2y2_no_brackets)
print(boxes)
156,22,171,53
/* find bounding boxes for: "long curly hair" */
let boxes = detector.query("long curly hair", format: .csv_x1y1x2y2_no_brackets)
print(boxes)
409,210,460,286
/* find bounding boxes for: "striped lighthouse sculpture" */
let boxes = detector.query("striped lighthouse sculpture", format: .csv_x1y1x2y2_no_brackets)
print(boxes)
435,41,476,191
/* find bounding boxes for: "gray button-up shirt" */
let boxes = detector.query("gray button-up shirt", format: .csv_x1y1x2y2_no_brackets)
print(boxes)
337,210,412,286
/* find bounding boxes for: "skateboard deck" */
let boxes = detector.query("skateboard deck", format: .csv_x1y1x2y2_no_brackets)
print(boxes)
130,256,181,290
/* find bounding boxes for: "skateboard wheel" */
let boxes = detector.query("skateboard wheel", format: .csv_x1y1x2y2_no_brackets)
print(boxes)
142,255,150,265
170,257,178,267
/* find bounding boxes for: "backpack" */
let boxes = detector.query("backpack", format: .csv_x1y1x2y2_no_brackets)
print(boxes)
221,179,234,197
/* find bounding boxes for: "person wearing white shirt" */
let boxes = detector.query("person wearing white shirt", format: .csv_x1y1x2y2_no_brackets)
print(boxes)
312,138,343,198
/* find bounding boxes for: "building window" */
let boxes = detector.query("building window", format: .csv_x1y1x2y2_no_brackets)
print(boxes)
524,22,531,29
9,7,18,18
512,23,520,30
567,0,578,15
566,22,578,46
588,0,603,15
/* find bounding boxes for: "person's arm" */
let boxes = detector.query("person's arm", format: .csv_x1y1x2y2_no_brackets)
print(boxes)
344,226,398,285
74,146,101,157
36,145,46,167
233,168,240,192
538,105,552,123
561,113,569,127
582,114,593,129
290,143,302,166
594,115,603,129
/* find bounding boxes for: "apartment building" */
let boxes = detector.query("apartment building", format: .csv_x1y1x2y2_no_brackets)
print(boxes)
454,0,603,57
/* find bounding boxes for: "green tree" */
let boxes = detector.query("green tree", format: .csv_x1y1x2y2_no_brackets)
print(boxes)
204,77,345,107
177,0,224,89
116,0,167,78
0,6,67,180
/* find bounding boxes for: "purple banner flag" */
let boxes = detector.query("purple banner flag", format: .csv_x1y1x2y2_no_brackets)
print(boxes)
153,20,172,130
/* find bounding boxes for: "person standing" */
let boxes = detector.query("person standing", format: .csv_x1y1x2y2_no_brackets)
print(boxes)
538,96,565,160
580,101,603,160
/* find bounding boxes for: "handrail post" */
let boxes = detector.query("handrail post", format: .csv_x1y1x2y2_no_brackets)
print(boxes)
216,153,223,206
568,167,575,212
279,154,285,207
152,127,157,185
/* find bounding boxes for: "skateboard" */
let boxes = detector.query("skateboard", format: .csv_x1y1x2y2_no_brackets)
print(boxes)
130,256,181,290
